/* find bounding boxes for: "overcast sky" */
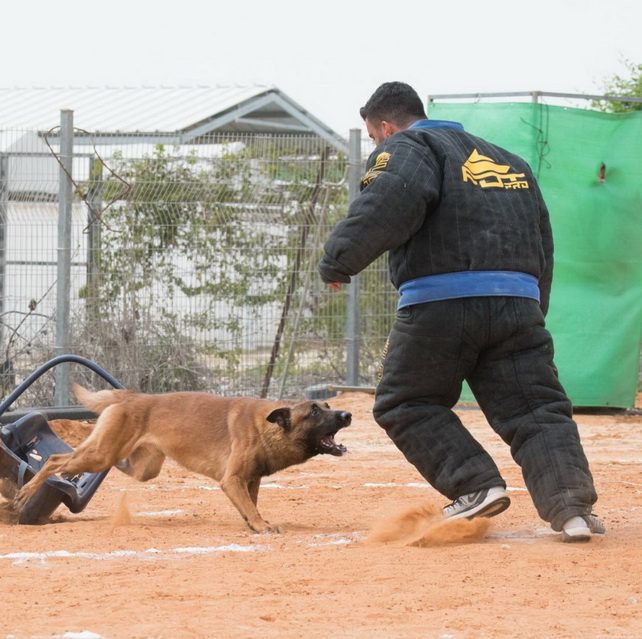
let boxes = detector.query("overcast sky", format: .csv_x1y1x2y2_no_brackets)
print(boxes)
3,0,641,136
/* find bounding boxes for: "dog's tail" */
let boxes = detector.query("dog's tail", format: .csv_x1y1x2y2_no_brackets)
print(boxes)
72,383,130,415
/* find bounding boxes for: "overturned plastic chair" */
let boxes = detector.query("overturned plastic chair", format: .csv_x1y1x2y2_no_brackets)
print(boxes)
0,355,124,524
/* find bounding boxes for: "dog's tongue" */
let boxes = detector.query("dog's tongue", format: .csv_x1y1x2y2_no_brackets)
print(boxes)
321,435,347,456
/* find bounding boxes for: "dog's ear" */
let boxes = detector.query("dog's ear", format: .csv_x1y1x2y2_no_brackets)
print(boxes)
266,407,292,432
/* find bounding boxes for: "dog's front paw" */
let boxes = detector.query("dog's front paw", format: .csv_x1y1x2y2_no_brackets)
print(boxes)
264,523,281,534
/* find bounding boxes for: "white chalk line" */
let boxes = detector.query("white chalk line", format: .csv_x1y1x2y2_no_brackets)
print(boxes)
120,482,312,492
488,527,557,543
122,481,531,492
363,483,528,492
1,532,362,565
299,531,365,547
2,543,266,565
363,482,429,488
27,632,103,639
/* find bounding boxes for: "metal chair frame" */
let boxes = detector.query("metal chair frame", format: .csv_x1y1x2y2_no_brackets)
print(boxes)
0,355,124,524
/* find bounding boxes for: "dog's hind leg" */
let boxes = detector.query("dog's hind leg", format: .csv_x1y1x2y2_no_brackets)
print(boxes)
116,445,165,482
14,403,135,513
14,444,115,512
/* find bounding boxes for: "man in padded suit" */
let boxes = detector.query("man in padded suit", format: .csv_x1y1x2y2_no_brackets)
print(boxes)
318,81,604,543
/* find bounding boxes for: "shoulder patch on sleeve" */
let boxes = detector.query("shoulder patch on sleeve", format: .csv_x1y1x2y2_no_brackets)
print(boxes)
361,151,392,186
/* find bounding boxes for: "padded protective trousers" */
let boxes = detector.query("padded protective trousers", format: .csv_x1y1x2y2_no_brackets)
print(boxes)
373,296,597,531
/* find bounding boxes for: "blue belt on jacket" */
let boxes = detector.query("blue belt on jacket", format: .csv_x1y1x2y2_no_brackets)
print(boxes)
397,271,540,309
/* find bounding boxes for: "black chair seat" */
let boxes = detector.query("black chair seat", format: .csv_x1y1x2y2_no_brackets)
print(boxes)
0,412,109,524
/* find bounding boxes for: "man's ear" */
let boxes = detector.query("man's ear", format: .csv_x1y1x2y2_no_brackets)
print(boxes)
381,120,401,139
266,407,292,431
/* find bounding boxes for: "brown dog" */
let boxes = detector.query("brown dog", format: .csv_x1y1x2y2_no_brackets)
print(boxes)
14,384,351,532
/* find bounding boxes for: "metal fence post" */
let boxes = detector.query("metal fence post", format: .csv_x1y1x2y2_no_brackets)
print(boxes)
0,154,7,350
54,110,74,406
345,129,362,386
86,157,103,323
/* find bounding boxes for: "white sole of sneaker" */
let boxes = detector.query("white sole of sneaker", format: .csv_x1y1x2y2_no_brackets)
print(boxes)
561,515,605,543
468,495,511,520
561,526,592,543
447,495,511,521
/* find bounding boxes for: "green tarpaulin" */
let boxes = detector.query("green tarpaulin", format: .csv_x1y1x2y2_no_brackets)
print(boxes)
427,101,642,407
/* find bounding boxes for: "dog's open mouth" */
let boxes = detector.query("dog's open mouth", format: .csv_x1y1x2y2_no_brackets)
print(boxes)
314,410,351,457
318,431,347,456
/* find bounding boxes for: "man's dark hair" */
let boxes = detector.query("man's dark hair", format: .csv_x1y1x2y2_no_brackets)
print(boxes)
359,82,427,126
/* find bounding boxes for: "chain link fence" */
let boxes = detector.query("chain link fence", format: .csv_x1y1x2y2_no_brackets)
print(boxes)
0,126,393,409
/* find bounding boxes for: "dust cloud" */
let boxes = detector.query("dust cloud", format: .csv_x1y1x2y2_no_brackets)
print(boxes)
367,502,490,547
110,492,133,527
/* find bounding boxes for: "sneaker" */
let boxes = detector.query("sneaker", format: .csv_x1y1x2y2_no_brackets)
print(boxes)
443,486,511,520
561,515,606,543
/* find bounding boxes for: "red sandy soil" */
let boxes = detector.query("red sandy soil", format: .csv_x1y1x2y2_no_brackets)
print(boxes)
1,392,641,639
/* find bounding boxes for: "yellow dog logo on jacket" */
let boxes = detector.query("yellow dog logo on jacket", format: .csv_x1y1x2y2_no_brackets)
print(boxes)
362,152,391,186
462,149,530,189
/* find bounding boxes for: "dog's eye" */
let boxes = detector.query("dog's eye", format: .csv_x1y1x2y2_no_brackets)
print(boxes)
310,404,320,416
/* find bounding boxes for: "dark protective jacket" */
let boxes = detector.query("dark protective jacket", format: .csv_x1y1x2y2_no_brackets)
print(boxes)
318,124,554,315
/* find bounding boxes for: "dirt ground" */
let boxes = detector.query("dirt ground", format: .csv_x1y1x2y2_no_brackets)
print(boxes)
1,391,641,639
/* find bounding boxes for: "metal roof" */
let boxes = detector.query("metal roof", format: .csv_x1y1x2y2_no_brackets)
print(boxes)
0,85,348,152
